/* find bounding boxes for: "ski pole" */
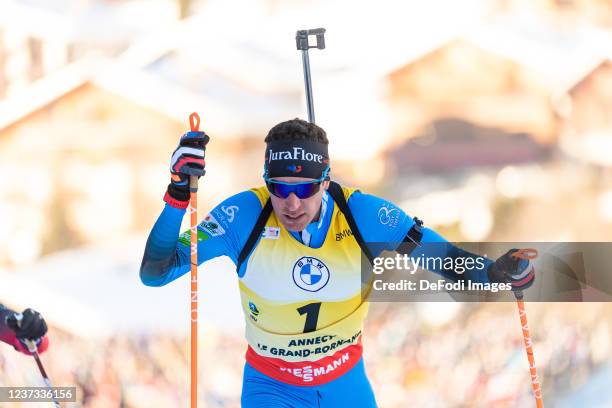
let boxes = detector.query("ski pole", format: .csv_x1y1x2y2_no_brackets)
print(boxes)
188,112,201,408
511,249,543,408
295,28,326,124
15,314,61,408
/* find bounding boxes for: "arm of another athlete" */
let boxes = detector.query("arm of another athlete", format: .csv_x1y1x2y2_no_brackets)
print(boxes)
347,191,492,283
140,191,262,286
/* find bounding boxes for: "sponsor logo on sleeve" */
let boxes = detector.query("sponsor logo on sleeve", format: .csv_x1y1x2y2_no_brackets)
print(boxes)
221,205,239,223
199,214,226,236
377,204,400,228
178,229,210,246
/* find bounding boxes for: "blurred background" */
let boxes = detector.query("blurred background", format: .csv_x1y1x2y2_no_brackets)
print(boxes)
0,0,611,406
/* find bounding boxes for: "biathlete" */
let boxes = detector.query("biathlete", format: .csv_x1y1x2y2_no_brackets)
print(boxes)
140,119,535,407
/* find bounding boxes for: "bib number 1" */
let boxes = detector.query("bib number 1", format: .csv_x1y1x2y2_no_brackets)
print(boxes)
297,302,321,333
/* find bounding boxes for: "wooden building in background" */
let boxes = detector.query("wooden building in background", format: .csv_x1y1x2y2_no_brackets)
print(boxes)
384,38,557,174
559,58,612,166
565,59,612,137
387,38,558,143
0,58,275,266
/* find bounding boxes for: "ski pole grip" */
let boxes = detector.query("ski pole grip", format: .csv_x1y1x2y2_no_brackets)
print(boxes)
296,28,326,50
189,175,199,192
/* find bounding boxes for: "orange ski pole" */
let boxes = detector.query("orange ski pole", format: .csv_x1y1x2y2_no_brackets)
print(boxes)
189,112,200,408
512,249,543,408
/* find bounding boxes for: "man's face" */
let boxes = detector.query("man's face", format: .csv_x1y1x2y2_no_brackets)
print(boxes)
269,177,330,232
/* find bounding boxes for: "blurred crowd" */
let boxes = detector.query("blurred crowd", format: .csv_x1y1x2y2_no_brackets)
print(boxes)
364,302,611,408
1,302,609,407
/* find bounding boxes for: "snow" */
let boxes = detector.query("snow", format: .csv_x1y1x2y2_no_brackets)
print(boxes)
0,235,244,338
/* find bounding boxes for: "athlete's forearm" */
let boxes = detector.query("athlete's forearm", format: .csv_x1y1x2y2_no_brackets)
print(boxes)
0,304,14,344
140,204,190,286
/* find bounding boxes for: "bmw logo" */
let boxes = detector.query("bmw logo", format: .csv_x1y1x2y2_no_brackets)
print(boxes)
292,256,330,292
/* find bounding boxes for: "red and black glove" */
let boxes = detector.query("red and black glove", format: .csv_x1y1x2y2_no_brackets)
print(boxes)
6,308,48,340
164,130,210,209
5,308,49,354
487,248,536,292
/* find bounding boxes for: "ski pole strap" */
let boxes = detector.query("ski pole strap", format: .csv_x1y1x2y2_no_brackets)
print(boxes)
236,199,273,273
326,181,375,264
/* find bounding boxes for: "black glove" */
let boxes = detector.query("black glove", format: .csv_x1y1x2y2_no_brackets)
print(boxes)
487,248,536,292
6,308,48,340
164,130,210,208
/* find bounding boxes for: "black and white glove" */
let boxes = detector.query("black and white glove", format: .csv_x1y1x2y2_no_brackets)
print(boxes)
487,249,536,293
164,130,210,209
6,308,48,341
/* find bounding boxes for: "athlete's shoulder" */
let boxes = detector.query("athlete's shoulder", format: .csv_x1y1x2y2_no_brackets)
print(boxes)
330,183,359,201
215,189,264,211
346,189,401,220
246,186,270,207
345,188,411,242
207,189,264,231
